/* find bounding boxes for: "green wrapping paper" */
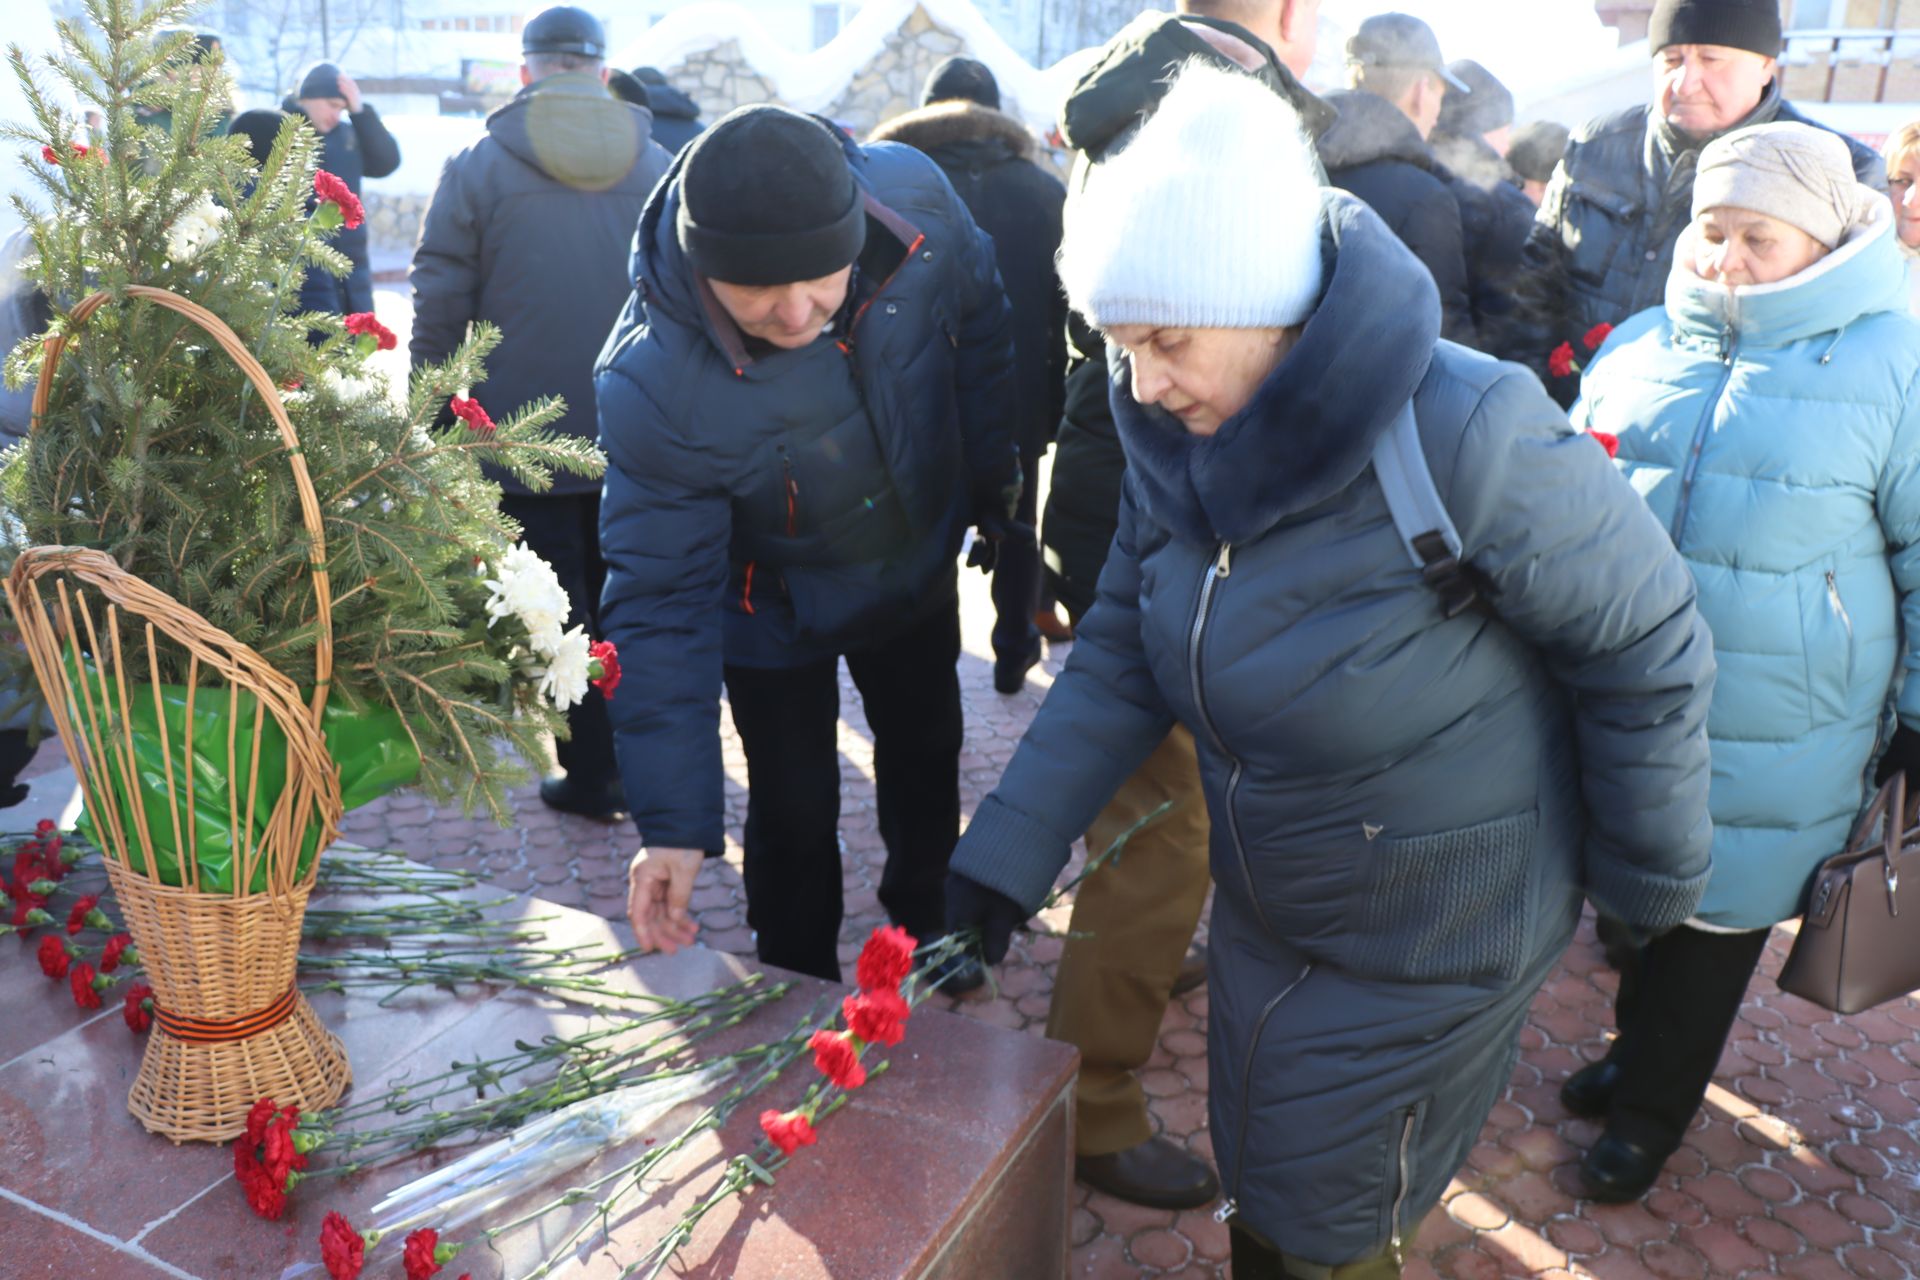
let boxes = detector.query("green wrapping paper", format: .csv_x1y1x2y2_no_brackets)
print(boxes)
71,667,420,893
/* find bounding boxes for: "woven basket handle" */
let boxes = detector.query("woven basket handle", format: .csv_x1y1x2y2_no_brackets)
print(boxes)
32,286,333,725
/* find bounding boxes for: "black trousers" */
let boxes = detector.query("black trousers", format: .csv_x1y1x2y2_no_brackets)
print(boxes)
722,591,962,982
499,491,616,790
0,728,33,806
1229,1227,1400,1279
989,434,1044,665
1604,923,1773,1150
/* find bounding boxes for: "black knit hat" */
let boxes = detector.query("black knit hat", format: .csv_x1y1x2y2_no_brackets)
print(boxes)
295,61,342,101
676,105,865,286
921,56,999,109
608,69,652,110
1437,60,1514,138
1649,0,1783,58
228,108,290,166
1507,120,1571,184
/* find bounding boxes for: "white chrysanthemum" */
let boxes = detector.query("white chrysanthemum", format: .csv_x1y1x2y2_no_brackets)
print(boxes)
321,367,381,403
538,625,593,710
165,194,227,262
483,543,570,651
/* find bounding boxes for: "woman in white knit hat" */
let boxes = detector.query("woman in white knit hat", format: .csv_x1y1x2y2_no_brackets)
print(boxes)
1571,121,1920,1204
945,62,1716,1277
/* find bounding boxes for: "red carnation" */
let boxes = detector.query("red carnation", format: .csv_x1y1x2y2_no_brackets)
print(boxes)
1590,430,1619,459
854,924,916,994
70,961,102,1010
343,311,398,351
589,639,621,699
234,1143,287,1220
808,1028,867,1090
842,986,910,1047
35,819,54,836
263,1105,307,1186
65,892,101,935
313,170,365,230
41,145,58,164
245,1097,279,1146
101,932,134,973
319,1211,366,1280
403,1227,456,1280
449,396,494,435
123,982,154,1033
759,1108,819,1156
37,934,69,979
1548,341,1577,380
1582,321,1615,351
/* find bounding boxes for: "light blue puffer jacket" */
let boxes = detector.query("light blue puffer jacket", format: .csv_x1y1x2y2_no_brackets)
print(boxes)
1578,202,1920,928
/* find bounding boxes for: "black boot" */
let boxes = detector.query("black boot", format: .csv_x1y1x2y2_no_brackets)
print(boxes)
538,774,630,822
1579,1129,1672,1203
1560,1056,1623,1118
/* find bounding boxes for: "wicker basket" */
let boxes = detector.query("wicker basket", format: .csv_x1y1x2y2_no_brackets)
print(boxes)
3,286,351,1142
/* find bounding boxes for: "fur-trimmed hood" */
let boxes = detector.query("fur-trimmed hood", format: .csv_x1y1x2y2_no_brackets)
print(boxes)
871,100,1034,160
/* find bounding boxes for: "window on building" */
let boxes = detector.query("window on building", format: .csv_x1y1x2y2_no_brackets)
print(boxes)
1788,0,1837,27
812,3,841,48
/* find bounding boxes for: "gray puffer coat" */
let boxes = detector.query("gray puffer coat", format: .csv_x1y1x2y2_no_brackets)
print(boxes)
951,195,1715,1265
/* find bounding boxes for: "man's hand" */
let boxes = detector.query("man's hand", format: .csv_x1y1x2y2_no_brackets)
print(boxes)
627,846,704,954
943,871,1029,965
337,73,363,113
966,509,1036,575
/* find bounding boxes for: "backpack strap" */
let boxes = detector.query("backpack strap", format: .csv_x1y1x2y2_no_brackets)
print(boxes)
1370,404,1484,620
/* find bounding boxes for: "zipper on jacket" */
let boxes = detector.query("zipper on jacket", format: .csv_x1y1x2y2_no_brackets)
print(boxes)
1669,322,1737,544
1187,544,1270,939
783,457,799,537
1826,570,1853,644
1213,961,1314,1226
1389,1108,1417,1268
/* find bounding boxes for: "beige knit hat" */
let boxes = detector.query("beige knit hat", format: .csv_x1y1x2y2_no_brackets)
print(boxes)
1692,122,1874,250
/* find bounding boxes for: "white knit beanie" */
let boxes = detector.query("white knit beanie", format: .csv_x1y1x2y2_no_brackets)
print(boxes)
1056,60,1325,331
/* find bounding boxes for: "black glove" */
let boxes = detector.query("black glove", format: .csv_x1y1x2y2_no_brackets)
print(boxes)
965,509,1037,576
1875,725,1920,788
943,870,1028,965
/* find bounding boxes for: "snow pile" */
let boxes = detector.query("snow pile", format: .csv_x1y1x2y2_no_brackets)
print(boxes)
611,0,1093,129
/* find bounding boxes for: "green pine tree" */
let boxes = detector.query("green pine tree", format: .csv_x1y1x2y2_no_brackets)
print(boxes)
0,0,606,822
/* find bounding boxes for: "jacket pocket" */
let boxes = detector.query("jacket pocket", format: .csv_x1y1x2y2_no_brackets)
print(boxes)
1800,567,1856,727
1348,810,1538,982
1562,180,1643,286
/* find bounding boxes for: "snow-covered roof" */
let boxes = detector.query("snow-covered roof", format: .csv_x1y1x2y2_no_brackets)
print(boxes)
610,0,1095,128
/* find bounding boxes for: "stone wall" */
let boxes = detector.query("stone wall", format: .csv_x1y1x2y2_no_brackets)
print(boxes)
660,6,1049,145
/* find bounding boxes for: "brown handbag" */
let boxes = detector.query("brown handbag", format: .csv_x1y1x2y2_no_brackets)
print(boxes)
1778,774,1920,1015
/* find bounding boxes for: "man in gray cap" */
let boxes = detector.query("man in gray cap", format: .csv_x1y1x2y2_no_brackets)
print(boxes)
598,105,1019,989
285,60,399,315
410,4,672,823
1314,12,1477,345
1505,0,1883,404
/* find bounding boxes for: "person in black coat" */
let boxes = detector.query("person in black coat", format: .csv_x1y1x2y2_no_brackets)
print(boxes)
411,5,673,822
599,106,1020,987
1430,59,1537,352
871,57,1066,693
284,61,400,315
634,67,705,155
1317,13,1476,346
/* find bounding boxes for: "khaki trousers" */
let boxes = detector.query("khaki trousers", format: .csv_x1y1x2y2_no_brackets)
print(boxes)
1046,725,1212,1155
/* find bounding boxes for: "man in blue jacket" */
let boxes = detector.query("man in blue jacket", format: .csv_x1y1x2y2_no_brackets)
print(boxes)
597,105,1020,984
285,60,400,315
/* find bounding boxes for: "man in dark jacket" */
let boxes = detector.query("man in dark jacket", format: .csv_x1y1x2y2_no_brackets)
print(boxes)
1507,0,1885,403
1318,12,1476,346
1034,0,1335,1212
285,61,400,315
1431,60,1537,350
410,6,671,822
872,57,1066,694
600,105,1019,987
634,67,705,155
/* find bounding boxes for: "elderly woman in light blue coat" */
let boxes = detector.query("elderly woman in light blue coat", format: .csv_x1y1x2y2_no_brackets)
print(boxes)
1572,121,1920,1204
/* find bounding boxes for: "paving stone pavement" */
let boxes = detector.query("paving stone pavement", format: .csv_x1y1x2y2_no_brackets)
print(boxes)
26,287,1908,1277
